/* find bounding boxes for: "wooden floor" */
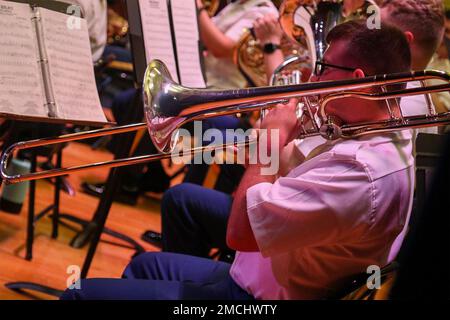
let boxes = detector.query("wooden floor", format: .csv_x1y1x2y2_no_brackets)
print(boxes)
0,142,185,300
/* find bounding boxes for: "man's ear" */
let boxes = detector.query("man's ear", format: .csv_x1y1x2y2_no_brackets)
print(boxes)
404,31,414,44
353,68,365,78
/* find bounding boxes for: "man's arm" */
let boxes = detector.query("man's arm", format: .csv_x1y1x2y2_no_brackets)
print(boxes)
227,163,277,252
227,99,300,251
197,0,236,59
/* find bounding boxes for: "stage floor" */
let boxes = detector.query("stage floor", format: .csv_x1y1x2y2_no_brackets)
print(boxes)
0,142,185,299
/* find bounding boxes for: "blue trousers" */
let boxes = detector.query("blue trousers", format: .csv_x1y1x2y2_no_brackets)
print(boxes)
60,252,253,300
183,115,246,194
161,183,232,257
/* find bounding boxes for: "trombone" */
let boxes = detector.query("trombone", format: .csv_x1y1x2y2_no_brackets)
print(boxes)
2,59,450,184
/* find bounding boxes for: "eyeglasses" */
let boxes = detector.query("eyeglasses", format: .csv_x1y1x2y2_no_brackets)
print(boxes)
314,61,357,77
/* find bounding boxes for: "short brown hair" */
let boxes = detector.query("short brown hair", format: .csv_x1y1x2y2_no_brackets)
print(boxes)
326,20,411,75
380,0,445,57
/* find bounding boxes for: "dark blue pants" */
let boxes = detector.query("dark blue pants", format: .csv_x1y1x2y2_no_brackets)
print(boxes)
60,252,253,300
183,116,246,194
161,183,232,257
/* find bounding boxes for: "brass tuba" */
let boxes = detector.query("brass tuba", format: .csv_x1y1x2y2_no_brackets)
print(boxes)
234,29,309,87
235,0,379,87
234,0,344,87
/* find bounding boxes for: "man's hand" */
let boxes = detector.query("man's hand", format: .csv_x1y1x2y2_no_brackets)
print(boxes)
259,98,301,149
253,14,284,45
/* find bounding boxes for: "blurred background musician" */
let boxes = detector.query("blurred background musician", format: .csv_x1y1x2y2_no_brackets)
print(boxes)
198,0,280,89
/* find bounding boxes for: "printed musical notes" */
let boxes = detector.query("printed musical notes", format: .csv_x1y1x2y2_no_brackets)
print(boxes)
139,0,179,82
171,0,206,88
0,0,47,117
39,7,106,122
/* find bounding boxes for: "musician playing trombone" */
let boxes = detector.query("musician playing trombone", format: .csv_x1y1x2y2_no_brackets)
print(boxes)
62,20,417,300
255,0,445,263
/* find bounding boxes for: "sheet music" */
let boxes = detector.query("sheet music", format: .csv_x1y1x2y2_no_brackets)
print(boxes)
139,0,179,83
38,7,106,122
171,0,205,88
0,0,47,117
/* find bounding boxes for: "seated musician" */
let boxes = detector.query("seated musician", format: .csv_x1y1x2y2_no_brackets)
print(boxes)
254,0,445,263
61,20,414,300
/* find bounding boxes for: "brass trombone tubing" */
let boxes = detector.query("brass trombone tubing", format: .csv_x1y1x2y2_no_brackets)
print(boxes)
2,66,450,184
314,82,450,139
318,83,450,129
0,123,146,184
1,138,253,184
7,122,147,151
151,69,449,122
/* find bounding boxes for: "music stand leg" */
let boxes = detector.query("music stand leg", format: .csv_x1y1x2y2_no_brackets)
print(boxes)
81,168,121,278
25,150,37,261
51,149,62,239
5,282,63,298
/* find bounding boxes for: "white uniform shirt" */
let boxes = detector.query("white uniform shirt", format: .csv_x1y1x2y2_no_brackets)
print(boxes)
230,131,415,299
205,0,278,89
294,92,436,262
69,0,107,62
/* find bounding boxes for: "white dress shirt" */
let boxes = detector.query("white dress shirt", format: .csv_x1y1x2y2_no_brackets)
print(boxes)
294,92,437,262
205,0,278,89
230,131,415,299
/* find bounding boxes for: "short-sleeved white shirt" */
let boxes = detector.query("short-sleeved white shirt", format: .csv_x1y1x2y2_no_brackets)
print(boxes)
205,0,278,89
230,131,415,299
295,93,436,262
